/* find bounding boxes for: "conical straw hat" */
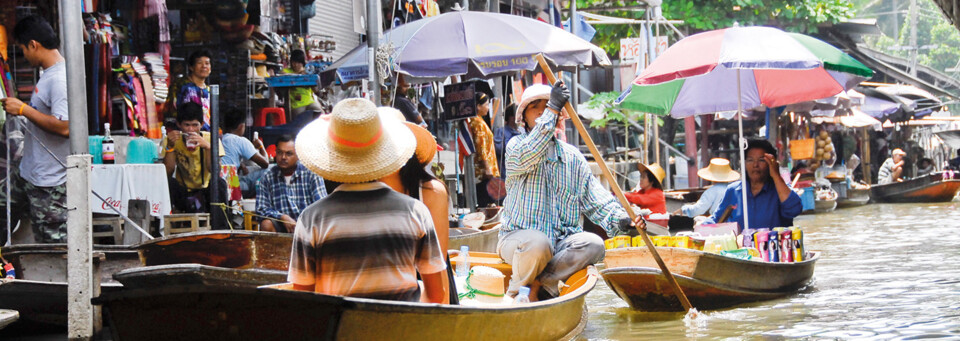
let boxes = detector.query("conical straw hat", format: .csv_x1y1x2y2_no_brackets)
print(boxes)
296,98,416,183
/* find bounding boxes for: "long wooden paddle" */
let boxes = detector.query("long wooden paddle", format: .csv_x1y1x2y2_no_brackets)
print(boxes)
535,55,694,312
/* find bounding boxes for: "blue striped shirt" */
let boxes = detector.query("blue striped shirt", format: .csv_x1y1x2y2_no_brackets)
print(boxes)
501,110,629,244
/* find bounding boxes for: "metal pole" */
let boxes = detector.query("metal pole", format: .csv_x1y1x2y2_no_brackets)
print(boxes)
653,6,660,166
209,85,222,229
60,0,93,338
367,0,381,104
463,0,469,11
908,0,918,76
570,0,580,147
736,69,750,231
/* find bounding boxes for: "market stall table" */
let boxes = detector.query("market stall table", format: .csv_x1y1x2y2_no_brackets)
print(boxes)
90,164,172,243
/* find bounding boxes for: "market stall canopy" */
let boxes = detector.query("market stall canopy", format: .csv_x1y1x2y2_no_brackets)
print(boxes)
857,84,943,122
322,11,611,85
840,108,882,127
617,26,873,117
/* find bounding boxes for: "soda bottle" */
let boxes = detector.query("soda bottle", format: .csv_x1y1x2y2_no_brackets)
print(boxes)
514,286,531,304
3,262,15,279
456,246,470,277
102,123,115,164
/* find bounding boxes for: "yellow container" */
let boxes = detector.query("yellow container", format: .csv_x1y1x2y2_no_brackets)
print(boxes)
605,235,632,250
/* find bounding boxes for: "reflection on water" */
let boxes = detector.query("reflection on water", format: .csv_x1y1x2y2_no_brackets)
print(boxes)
580,202,960,340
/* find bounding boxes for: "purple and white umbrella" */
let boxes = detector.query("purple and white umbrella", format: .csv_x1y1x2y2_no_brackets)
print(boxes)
323,11,610,83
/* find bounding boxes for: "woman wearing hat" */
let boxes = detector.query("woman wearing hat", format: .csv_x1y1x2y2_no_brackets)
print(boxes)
378,107,455,304
705,138,802,231
625,163,668,223
288,98,446,303
679,158,740,218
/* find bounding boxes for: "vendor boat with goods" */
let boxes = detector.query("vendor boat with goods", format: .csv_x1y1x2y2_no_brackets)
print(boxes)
96,251,598,341
600,227,818,311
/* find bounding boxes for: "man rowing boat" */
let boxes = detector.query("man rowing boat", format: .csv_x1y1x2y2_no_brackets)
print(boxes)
499,82,644,301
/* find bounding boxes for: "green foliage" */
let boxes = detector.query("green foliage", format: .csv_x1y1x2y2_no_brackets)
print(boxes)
577,0,854,57
861,0,960,75
584,91,662,128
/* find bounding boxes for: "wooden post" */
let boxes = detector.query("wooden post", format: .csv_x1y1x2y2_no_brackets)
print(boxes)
684,117,698,188
862,128,872,184
535,54,694,311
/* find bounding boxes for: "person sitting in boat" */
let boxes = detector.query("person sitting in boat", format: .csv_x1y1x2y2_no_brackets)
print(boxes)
704,138,802,231
255,134,328,233
917,158,934,177
678,158,740,218
500,82,644,301
948,149,960,170
624,163,668,225
378,107,455,304
877,148,907,184
288,98,446,303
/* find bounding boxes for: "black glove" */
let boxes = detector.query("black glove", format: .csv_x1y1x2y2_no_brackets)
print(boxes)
546,80,570,113
618,217,634,233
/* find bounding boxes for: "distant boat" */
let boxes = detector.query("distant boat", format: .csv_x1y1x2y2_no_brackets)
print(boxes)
601,247,819,311
836,188,870,208
871,172,960,203
97,254,599,341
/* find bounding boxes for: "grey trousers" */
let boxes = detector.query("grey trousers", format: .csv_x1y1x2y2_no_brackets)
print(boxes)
497,229,604,297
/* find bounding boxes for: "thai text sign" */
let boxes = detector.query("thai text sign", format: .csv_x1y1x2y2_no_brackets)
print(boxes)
620,38,642,64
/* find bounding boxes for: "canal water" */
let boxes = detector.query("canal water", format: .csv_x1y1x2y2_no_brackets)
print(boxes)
580,202,960,340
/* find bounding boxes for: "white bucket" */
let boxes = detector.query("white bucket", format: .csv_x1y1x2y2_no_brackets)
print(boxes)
241,199,256,212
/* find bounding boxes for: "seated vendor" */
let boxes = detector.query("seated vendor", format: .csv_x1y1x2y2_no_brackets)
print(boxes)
704,138,802,231
624,163,667,220
679,158,740,218
162,102,226,214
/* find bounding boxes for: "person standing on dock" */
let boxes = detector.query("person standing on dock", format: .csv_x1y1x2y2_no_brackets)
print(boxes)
0,15,70,243
705,139,802,231
499,82,643,301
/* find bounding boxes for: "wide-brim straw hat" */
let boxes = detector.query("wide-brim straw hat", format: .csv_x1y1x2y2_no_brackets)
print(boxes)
378,107,438,164
697,158,741,183
296,98,416,183
463,266,506,304
515,84,568,126
638,163,666,188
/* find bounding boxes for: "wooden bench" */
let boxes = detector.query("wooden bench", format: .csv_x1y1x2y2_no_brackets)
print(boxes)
91,216,124,244
163,213,211,235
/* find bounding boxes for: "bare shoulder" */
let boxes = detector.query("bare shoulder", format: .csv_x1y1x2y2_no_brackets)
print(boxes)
420,179,448,199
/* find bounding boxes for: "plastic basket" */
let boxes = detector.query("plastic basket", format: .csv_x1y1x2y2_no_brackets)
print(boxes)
790,139,815,160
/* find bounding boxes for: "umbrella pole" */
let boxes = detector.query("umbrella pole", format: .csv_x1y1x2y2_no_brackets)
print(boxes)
737,69,750,231
535,54,694,312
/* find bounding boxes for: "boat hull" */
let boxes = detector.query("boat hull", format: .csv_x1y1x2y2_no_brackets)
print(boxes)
113,264,287,289
448,224,500,253
871,173,960,203
815,199,837,213
602,247,818,311
0,244,139,326
136,231,292,270
97,267,598,341
837,188,870,208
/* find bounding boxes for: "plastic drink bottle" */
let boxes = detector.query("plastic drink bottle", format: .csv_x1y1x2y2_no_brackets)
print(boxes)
514,286,531,304
755,231,770,262
3,262,14,279
792,228,804,261
456,246,470,277
779,228,793,262
768,230,780,263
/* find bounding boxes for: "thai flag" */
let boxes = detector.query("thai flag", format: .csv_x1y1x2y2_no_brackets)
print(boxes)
457,122,475,156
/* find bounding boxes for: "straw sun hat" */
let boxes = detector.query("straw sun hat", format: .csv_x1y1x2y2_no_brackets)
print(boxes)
637,163,666,188
377,107,438,164
459,265,506,305
296,98,416,183
697,158,741,183
515,84,568,126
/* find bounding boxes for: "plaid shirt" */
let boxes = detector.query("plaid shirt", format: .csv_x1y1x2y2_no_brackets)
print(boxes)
501,109,628,244
256,163,327,220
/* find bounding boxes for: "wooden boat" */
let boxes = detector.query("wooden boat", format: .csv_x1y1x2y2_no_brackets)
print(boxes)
836,188,870,208
0,309,18,329
97,258,599,341
815,198,837,213
0,244,139,326
136,230,292,270
113,264,287,289
871,172,960,203
448,224,501,253
664,188,707,214
601,247,819,311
